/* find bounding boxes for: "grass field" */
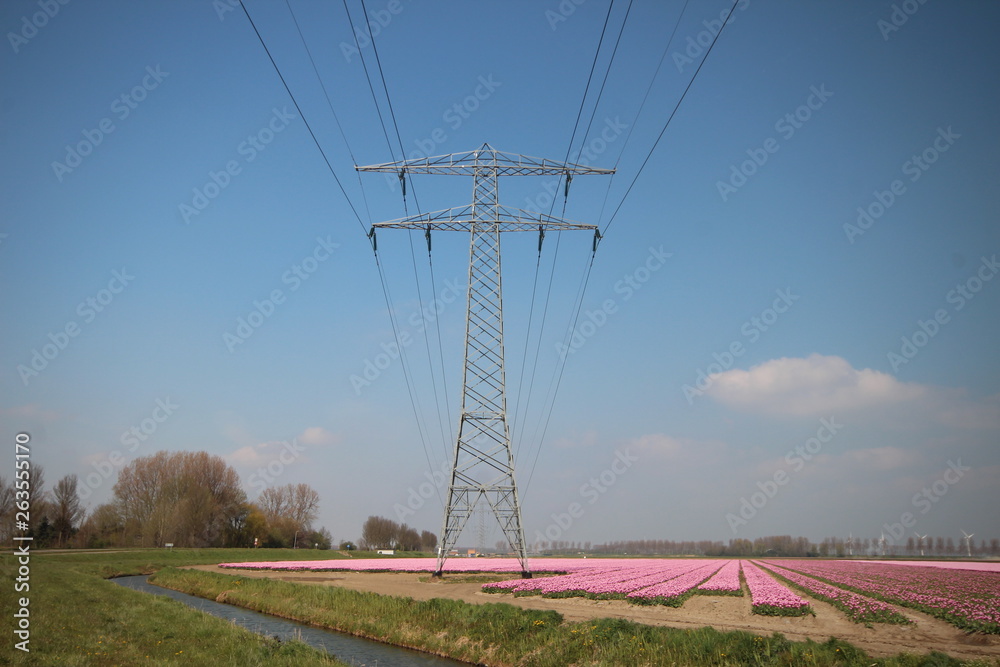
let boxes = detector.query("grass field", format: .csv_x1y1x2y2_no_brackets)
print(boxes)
0,548,994,666
0,548,348,666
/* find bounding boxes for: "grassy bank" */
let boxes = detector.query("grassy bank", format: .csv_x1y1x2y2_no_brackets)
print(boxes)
0,548,347,666
151,567,983,667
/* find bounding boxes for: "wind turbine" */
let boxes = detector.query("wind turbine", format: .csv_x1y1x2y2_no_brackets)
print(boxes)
847,532,854,557
914,533,927,557
961,530,975,558
879,532,887,557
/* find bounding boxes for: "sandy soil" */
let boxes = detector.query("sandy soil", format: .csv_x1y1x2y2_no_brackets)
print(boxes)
189,565,999,662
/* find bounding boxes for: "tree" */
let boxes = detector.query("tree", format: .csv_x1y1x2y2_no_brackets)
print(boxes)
77,502,124,548
240,505,269,547
397,524,421,551
289,483,320,528
257,483,321,546
113,451,247,547
421,530,438,553
25,465,50,541
51,474,86,547
303,527,332,549
361,515,399,550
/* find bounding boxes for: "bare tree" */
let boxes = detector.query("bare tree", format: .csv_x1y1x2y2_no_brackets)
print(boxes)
258,486,291,522
361,515,399,550
289,483,320,529
257,483,321,546
397,524,421,551
28,464,49,526
421,530,438,553
77,502,124,548
113,451,247,547
52,474,86,546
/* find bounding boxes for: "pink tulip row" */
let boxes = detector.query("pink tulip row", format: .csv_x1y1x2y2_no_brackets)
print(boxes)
741,560,812,616
627,561,724,605
768,559,1000,633
756,562,909,624
856,560,1000,574
697,559,742,594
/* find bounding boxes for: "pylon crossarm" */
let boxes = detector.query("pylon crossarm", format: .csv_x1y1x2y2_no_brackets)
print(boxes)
371,205,596,232
356,143,615,177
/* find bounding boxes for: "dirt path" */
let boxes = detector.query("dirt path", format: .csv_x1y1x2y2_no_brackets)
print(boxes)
188,565,999,662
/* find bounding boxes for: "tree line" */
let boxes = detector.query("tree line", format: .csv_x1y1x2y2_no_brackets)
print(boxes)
540,534,1000,558
0,450,330,549
360,515,437,552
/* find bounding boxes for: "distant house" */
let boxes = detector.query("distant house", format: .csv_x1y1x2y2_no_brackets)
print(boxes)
377,549,394,555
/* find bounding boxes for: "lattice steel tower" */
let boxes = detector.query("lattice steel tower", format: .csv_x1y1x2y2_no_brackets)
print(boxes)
357,144,613,577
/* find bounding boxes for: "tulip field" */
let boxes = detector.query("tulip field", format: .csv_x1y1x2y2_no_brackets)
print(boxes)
219,556,1000,633
696,558,742,595
740,559,812,616
755,561,909,624
766,558,1000,633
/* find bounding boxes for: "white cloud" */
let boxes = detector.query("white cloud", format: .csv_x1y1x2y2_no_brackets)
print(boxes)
299,426,339,446
629,433,729,463
704,354,928,416
227,426,337,468
229,442,271,466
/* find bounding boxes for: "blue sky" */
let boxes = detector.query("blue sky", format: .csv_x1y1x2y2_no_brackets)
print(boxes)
2,0,998,550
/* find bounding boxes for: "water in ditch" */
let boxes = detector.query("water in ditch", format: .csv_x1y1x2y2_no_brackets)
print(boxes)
110,575,466,666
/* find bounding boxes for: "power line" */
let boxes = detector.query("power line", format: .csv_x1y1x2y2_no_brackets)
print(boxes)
576,0,634,160
238,0,368,236
561,0,616,167
341,0,397,161
596,0,691,227
343,0,451,462
517,1,626,477
283,0,375,225
602,0,738,237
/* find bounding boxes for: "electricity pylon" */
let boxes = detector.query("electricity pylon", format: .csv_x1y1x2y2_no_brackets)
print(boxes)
357,144,613,577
